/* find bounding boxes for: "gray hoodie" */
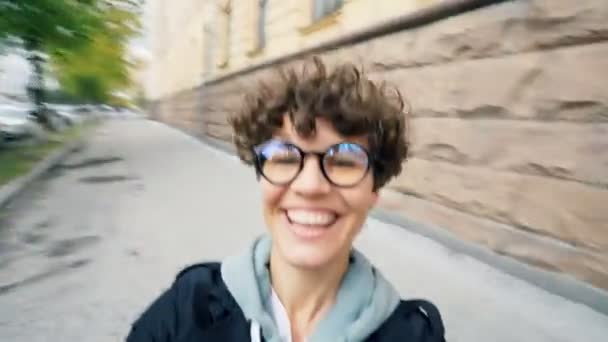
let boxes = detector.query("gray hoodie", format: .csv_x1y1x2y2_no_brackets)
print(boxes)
221,235,401,342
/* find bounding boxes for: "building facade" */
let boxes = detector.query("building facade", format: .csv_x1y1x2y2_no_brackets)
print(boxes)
143,0,440,99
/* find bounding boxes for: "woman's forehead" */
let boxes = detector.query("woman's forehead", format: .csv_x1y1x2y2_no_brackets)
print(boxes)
276,116,369,149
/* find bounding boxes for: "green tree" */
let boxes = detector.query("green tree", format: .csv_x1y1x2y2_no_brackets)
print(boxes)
0,0,103,128
0,0,142,125
50,2,142,106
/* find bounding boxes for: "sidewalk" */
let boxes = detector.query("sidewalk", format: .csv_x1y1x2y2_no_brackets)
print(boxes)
0,119,606,341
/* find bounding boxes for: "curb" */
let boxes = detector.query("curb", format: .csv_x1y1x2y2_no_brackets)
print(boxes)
0,136,85,210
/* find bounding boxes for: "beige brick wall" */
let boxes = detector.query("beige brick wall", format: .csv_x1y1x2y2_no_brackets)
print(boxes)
143,0,442,98
150,0,608,290
144,0,211,99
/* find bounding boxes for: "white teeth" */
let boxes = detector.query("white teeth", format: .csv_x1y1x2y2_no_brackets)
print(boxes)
286,210,337,226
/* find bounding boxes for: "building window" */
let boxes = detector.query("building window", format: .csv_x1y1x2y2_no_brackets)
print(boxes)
258,0,268,49
248,0,267,55
312,0,343,22
203,25,214,76
218,0,231,68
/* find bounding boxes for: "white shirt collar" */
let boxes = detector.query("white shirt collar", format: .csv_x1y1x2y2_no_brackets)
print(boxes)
250,287,311,342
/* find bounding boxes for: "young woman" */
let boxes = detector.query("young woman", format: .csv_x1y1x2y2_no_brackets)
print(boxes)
127,58,445,342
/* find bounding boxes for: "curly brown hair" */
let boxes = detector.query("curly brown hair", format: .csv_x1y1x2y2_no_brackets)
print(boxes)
229,57,409,190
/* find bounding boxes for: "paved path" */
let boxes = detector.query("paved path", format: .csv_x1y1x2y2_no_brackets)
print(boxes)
0,119,606,341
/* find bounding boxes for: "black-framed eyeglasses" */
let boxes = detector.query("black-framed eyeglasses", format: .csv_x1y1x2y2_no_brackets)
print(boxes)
253,139,373,187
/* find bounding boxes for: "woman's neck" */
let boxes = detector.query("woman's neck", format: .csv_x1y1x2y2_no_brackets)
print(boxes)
269,249,350,341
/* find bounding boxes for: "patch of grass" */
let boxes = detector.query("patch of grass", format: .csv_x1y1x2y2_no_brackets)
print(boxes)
0,122,96,186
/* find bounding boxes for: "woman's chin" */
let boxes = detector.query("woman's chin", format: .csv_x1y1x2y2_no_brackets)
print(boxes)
289,247,335,269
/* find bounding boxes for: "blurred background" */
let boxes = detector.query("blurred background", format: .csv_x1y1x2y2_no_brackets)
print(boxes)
1,0,607,341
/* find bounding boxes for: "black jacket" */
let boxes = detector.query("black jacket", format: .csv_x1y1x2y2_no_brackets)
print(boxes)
127,263,446,341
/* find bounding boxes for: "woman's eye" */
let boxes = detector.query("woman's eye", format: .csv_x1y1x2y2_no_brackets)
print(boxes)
270,154,300,164
329,158,358,167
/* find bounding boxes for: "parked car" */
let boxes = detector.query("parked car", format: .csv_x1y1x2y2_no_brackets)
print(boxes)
47,104,86,125
114,107,144,120
0,104,46,146
78,104,96,113
98,104,120,118
32,107,69,132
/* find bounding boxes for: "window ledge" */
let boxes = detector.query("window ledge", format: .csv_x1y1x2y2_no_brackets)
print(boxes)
299,10,341,35
217,60,229,69
247,45,264,57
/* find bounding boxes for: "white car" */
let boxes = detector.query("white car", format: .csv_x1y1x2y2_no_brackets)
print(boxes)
0,104,46,145
47,104,85,125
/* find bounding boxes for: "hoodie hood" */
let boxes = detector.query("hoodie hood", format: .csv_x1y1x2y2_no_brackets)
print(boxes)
221,234,401,342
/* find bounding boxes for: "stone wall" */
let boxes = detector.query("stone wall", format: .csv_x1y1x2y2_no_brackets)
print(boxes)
151,0,608,290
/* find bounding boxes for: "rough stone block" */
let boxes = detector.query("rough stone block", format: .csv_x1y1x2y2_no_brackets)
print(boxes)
355,0,608,69
389,158,608,251
410,118,608,186
370,43,608,121
378,189,608,290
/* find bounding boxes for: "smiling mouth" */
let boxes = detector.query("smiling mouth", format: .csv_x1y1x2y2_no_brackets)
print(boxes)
284,209,339,227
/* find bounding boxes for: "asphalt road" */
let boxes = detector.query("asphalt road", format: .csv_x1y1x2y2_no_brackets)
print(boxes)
0,119,607,341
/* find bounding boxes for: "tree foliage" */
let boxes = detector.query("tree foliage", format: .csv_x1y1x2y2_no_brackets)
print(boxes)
0,0,101,50
0,0,103,127
0,0,142,116
50,3,142,105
